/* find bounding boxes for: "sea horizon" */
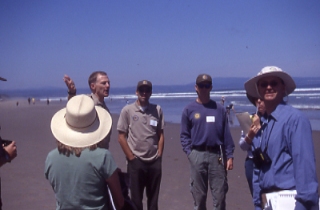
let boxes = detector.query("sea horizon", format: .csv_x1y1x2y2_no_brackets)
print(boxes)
1,77,320,130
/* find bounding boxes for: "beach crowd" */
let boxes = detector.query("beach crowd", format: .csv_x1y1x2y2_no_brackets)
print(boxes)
1,66,319,210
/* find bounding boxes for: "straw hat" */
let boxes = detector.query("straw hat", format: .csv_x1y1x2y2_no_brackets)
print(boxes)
244,66,296,98
246,93,257,107
51,94,112,147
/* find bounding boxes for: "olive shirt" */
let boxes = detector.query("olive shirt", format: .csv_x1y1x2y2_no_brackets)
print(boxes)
90,93,111,149
117,101,164,161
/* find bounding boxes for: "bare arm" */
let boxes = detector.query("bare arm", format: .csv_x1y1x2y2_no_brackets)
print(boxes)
63,75,77,100
118,131,135,161
157,129,164,157
106,169,124,210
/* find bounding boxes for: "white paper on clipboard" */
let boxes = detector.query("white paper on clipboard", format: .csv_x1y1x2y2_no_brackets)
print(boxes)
236,112,252,134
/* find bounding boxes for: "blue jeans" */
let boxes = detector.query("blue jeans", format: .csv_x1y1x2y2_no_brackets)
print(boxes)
188,149,228,210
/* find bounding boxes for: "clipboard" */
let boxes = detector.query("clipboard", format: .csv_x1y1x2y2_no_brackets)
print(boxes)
235,112,252,134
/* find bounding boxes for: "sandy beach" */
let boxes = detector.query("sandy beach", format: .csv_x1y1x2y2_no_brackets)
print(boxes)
0,99,319,210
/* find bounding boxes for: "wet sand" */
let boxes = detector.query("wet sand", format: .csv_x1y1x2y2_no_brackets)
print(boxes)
0,99,319,209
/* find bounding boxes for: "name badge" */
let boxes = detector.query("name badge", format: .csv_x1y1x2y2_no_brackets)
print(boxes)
150,119,158,126
206,116,215,122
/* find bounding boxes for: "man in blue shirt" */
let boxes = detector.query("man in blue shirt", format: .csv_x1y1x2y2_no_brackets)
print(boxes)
180,74,234,210
245,66,319,210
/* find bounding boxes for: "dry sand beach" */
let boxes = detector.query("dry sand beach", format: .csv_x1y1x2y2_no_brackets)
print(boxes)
0,99,319,210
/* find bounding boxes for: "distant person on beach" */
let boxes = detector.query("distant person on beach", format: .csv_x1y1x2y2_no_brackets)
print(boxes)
238,94,266,204
63,71,112,149
117,80,164,210
245,66,319,209
32,98,35,105
28,97,31,104
180,74,234,210
0,77,18,210
226,103,235,125
45,95,125,210
221,96,225,105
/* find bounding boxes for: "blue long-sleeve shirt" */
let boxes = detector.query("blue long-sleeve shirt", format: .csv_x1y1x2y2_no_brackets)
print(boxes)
180,99,234,159
253,102,319,210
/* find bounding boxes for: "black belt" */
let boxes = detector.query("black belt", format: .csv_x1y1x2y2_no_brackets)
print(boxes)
192,145,220,152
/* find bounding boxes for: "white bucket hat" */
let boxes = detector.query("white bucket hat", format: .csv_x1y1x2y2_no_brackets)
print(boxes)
51,94,112,147
244,66,296,99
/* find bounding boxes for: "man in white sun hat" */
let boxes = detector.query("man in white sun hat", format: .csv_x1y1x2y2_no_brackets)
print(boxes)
245,66,319,210
45,94,125,210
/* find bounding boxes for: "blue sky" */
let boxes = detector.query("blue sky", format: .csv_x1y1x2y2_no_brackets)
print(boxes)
1,0,320,90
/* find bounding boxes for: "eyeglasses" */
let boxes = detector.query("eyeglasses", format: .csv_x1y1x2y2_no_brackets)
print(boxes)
259,80,279,88
197,83,211,89
138,88,151,94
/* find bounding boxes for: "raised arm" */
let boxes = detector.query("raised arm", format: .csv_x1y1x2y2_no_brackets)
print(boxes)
63,75,77,100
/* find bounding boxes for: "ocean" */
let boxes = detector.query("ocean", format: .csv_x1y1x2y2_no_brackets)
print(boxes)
1,77,320,130
103,87,320,131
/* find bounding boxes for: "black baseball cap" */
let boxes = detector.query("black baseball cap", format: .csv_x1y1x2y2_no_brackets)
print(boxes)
196,74,212,84
136,80,152,90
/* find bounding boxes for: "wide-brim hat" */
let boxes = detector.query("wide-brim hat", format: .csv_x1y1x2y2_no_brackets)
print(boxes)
246,93,257,106
51,94,112,147
244,66,296,98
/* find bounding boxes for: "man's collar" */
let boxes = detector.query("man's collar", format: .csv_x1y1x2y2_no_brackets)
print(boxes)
268,101,286,121
91,93,105,106
134,100,149,112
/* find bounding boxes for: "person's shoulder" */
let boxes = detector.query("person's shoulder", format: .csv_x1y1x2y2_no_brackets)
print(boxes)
148,103,161,109
46,148,59,160
121,102,135,112
184,100,197,108
280,103,304,116
276,103,308,122
83,148,112,158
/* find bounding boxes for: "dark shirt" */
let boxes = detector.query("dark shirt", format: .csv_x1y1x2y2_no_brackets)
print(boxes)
180,99,234,158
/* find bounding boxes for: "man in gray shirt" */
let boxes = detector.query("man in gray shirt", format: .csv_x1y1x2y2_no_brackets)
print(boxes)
117,80,164,210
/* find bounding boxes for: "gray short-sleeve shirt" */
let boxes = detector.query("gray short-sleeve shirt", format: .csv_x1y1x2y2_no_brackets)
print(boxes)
117,101,164,161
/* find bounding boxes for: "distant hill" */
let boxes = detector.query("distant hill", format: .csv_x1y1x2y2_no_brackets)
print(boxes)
1,77,320,98
82,77,320,94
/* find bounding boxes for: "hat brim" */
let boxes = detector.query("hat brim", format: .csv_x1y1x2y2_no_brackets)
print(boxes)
0,77,7,81
246,93,257,106
51,106,112,147
244,71,296,99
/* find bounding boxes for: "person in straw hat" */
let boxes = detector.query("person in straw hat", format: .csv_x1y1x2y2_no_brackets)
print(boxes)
45,94,124,210
244,66,319,210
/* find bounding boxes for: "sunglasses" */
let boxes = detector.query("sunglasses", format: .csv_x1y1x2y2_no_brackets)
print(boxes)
197,83,211,89
138,88,151,94
259,80,279,88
